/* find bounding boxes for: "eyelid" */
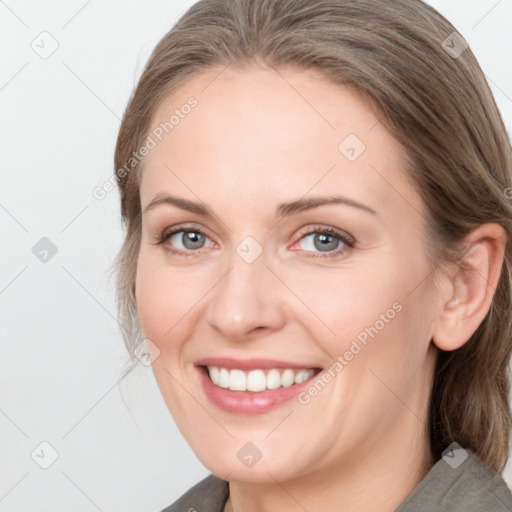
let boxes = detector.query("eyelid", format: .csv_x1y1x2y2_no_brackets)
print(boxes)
160,223,215,243
294,224,355,245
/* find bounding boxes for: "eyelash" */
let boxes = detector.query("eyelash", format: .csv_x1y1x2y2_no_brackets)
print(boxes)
152,224,355,259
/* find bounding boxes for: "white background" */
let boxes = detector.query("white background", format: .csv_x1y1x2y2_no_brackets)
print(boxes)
1,1,511,510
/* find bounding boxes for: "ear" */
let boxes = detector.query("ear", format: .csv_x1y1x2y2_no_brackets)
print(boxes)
432,223,507,351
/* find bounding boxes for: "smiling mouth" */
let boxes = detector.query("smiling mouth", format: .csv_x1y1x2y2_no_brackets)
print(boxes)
202,365,321,392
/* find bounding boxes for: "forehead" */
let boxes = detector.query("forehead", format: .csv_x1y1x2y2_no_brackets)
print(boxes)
140,64,422,222
148,64,380,155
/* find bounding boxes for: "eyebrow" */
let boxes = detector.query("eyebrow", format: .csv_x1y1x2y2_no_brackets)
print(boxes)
143,193,377,218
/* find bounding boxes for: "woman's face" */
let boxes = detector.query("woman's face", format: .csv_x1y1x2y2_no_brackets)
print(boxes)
136,65,441,482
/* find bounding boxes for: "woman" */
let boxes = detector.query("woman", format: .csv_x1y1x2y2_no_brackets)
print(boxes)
113,0,512,510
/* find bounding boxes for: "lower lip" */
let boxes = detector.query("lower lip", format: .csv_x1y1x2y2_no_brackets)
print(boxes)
196,366,318,415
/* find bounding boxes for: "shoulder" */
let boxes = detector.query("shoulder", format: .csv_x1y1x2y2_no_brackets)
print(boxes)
397,447,512,511
158,474,229,512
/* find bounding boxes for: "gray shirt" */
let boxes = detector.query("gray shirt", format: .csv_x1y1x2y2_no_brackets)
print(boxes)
161,450,512,511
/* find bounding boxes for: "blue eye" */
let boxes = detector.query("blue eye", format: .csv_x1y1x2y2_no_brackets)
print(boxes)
295,226,354,258
154,226,215,256
168,230,214,251
154,224,354,259
300,232,342,252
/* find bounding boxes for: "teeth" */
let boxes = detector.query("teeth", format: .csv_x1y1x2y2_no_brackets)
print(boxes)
218,368,229,388
281,369,295,387
266,369,281,390
230,369,246,391
206,366,315,392
246,369,266,392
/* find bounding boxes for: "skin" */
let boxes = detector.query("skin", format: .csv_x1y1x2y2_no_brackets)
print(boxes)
135,64,506,512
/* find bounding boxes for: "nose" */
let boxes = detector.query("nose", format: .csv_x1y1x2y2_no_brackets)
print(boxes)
205,250,287,342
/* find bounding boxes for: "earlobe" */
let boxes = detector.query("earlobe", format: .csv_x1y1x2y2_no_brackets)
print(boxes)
431,223,506,352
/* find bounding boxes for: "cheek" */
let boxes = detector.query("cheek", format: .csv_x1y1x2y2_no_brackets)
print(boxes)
135,253,216,359
288,255,432,368
135,258,198,418
282,262,400,338
135,257,185,350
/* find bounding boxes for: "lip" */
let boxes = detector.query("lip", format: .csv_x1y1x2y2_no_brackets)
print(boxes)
195,358,321,415
194,357,317,371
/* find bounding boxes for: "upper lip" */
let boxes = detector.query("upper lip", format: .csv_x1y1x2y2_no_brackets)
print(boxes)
194,357,320,370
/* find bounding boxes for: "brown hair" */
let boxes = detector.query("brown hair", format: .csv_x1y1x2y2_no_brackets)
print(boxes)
112,0,512,472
